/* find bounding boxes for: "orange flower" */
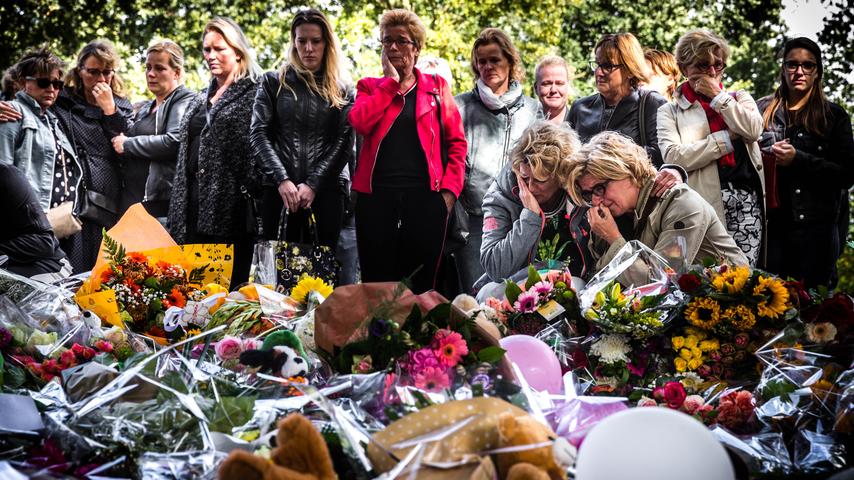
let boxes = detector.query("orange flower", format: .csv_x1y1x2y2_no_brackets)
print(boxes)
169,287,187,308
126,252,148,264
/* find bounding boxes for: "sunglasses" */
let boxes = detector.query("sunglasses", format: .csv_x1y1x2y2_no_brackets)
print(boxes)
783,61,817,74
589,61,622,74
82,67,115,78
579,180,611,205
26,76,64,90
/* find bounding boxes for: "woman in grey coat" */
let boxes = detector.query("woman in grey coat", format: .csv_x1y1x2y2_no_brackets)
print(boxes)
454,28,541,293
168,17,262,286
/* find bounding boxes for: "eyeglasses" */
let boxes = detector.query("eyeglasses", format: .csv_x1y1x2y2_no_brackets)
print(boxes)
25,77,64,90
82,67,115,78
694,61,727,73
783,61,817,74
380,37,417,48
579,180,611,205
589,61,622,74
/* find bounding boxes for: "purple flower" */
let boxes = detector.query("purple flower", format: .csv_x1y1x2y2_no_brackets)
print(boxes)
513,291,540,313
0,327,11,350
370,319,391,338
407,348,440,376
470,373,493,390
190,343,206,359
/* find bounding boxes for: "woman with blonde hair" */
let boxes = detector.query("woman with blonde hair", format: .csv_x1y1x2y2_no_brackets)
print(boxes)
567,131,746,282
657,29,765,267
250,8,354,256
111,40,195,222
54,39,133,272
643,48,680,101
568,33,666,166
453,27,540,293
169,17,262,286
348,8,467,294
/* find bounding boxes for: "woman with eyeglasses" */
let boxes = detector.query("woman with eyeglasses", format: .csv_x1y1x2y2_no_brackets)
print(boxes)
757,37,854,288
452,28,541,294
250,9,354,257
567,131,747,285
348,8,467,294
110,40,195,224
657,29,766,267
169,17,263,287
567,33,667,167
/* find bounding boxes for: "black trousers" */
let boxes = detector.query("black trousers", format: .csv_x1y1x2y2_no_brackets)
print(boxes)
260,186,345,248
355,189,448,294
766,218,839,289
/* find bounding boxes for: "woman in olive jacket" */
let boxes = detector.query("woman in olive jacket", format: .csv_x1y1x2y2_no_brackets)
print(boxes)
758,37,854,288
250,8,354,250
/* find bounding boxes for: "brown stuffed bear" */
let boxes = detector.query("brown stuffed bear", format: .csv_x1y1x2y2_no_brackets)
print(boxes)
497,411,574,480
218,413,336,480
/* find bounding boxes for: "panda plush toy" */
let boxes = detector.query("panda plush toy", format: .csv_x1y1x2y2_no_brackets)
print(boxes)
239,330,309,378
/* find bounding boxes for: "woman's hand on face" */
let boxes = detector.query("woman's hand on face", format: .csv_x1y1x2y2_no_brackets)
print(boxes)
771,139,796,166
651,168,681,197
587,205,621,245
688,74,721,98
278,180,300,212
381,50,400,83
92,82,116,115
0,101,22,122
296,183,316,209
515,172,542,214
111,134,126,154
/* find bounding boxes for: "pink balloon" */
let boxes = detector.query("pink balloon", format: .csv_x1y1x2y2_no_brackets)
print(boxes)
499,335,563,394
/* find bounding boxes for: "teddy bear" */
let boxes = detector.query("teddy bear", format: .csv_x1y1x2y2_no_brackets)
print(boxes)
497,411,575,480
218,413,336,480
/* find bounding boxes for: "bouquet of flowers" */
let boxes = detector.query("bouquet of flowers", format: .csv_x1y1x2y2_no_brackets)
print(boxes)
484,266,581,336
583,281,674,340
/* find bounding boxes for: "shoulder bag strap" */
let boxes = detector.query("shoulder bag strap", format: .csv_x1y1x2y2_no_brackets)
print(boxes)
637,89,650,148
632,196,659,240
432,74,449,169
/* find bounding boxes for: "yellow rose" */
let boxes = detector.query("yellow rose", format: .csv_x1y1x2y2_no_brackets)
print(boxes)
687,358,702,370
680,348,693,360
699,340,716,352
685,335,699,349
674,358,688,372
671,336,685,350
691,347,703,359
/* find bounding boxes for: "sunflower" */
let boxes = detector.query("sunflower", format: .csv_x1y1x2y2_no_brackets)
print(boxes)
684,297,721,330
723,304,756,331
753,276,789,319
289,275,334,304
711,266,750,294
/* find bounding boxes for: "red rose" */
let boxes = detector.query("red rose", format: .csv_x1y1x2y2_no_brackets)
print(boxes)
81,347,96,360
678,273,702,293
652,386,666,401
663,381,687,409
70,343,85,356
818,294,854,334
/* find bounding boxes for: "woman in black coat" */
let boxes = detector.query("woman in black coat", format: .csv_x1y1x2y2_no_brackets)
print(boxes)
759,37,854,288
250,8,354,251
169,17,262,286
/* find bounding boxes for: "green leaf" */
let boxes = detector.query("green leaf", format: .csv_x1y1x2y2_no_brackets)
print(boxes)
207,396,257,433
5,363,26,389
525,265,542,290
477,346,506,364
102,228,126,264
505,280,523,306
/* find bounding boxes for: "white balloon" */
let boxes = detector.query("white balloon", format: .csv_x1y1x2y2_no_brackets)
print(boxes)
576,407,735,480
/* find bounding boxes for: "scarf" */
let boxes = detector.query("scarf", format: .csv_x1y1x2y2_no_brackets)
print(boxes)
679,82,735,168
476,79,523,111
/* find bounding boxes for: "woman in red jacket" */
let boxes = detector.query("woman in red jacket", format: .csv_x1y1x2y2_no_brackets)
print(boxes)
348,8,467,293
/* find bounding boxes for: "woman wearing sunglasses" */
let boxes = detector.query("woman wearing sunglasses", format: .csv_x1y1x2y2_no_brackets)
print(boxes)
568,32,667,167
757,37,854,288
567,131,747,284
658,29,766,268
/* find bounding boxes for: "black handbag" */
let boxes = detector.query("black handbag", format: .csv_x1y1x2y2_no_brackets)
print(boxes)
72,140,119,227
430,74,468,254
273,208,340,293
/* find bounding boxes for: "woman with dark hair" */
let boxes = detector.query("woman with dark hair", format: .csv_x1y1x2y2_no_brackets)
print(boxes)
250,8,354,253
454,27,541,293
53,40,133,272
348,8,467,293
111,40,195,223
169,17,263,287
568,33,667,166
758,37,854,288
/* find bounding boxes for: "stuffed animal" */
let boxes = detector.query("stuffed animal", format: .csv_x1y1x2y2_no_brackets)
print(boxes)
497,411,575,480
239,331,309,378
218,413,335,480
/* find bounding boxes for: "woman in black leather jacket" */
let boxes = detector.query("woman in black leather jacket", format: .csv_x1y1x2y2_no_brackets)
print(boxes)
567,33,666,167
759,37,854,288
111,40,195,222
250,8,354,250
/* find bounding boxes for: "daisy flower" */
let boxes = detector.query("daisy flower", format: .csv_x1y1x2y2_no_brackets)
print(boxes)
433,330,469,367
414,366,450,392
513,290,540,313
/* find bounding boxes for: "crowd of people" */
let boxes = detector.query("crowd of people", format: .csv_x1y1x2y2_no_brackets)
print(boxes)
1,7,852,296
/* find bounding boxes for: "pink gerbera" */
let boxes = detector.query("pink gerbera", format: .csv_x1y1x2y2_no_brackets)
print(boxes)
432,330,469,367
513,291,540,313
413,366,450,392
531,280,554,297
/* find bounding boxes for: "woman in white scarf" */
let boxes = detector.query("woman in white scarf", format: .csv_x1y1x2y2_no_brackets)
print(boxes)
452,28,542,294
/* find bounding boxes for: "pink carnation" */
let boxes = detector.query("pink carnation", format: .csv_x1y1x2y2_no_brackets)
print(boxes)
407,348,441,376
413,366,450,392
215,336,244,360
681,395,705,415
637,396,658,407
432,329,468,367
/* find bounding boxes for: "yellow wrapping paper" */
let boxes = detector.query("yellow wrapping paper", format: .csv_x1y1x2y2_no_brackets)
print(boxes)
74,204,233,327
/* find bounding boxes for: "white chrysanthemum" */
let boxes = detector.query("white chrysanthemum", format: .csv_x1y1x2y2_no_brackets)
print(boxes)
678,372,704,392
590,334,631,364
